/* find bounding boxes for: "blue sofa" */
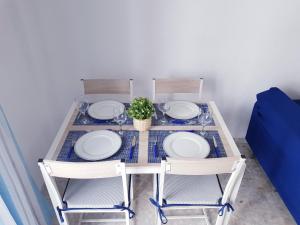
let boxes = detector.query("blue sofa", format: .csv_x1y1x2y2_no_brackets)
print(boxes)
246,87,300,224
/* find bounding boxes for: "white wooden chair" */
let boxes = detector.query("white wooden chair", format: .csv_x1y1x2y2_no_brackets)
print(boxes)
150,157,246,225
152,78,204,103
38,159,134,225
81,78,134,101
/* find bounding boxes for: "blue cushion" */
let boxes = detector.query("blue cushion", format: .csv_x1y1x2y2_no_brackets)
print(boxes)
246,111,300,223
246,88,300,224
257,88,300,127
294,99,300,106
255,87,300,149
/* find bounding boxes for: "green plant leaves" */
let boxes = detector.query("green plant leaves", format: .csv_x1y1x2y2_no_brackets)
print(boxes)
127,97,155,120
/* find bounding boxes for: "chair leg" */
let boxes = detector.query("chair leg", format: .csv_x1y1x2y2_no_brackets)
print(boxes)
153,174,156,199
216,210,232,225
220,211,232,225
58,212,70,225
153,174,158,218
130,175,134,201
125,211,130,225
153,174,161,225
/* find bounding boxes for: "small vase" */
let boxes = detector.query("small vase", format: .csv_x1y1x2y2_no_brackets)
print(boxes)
133,118,152,131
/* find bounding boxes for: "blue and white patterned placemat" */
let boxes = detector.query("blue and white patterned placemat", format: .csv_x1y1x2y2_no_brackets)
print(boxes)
148,130,226,163
152,103,215,126
57,130,139,163
73,103,133,125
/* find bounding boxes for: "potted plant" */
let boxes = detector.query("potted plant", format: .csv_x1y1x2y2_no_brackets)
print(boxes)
128,97,155,131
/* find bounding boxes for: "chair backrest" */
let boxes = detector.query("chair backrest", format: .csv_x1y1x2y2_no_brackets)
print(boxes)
158,157,246,205
81,79,133,100
38,159,128,210
152,78,204,102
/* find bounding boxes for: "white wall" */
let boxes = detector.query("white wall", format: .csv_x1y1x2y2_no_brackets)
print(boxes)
0,0,78,186
1,0,300,186
32,0,300,136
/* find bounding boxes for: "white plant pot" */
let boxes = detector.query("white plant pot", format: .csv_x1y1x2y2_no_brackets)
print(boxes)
133,118,152,131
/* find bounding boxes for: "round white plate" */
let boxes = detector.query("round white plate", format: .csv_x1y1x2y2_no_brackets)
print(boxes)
88,100,125,120
74,130,122,161
165,101,200,120
163,132,210,159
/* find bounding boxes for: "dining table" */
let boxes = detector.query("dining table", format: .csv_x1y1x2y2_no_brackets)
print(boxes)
44,100,242,175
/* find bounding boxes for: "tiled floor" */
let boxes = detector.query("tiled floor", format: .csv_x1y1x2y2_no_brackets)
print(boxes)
46,139,296,225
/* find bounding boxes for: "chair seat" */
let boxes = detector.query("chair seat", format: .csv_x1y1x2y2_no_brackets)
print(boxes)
63,177,124,208
163,174,223,205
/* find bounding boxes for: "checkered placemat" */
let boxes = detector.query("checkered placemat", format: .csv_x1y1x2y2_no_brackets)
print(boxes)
148,130,226,163
152,103,215,126
73,103,133,125
56,130,139,163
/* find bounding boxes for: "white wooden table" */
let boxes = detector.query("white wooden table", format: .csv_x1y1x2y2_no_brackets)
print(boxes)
45,101,242,173
43,100,243,225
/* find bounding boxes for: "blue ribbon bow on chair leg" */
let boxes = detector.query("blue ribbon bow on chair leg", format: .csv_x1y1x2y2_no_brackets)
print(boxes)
218,202,234,216
149,198,168,224
113,202,136,219
149,197,234,224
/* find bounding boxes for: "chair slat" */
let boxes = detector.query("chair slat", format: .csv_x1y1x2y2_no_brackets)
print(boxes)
165,156,240,175
152,78,204,102
43,160,122,179
155,79,201,94
82,79,131,95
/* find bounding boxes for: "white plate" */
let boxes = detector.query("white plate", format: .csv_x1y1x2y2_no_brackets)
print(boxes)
165,101,200,120
74,130,122,161
88,100,125,120
163,132,210,159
